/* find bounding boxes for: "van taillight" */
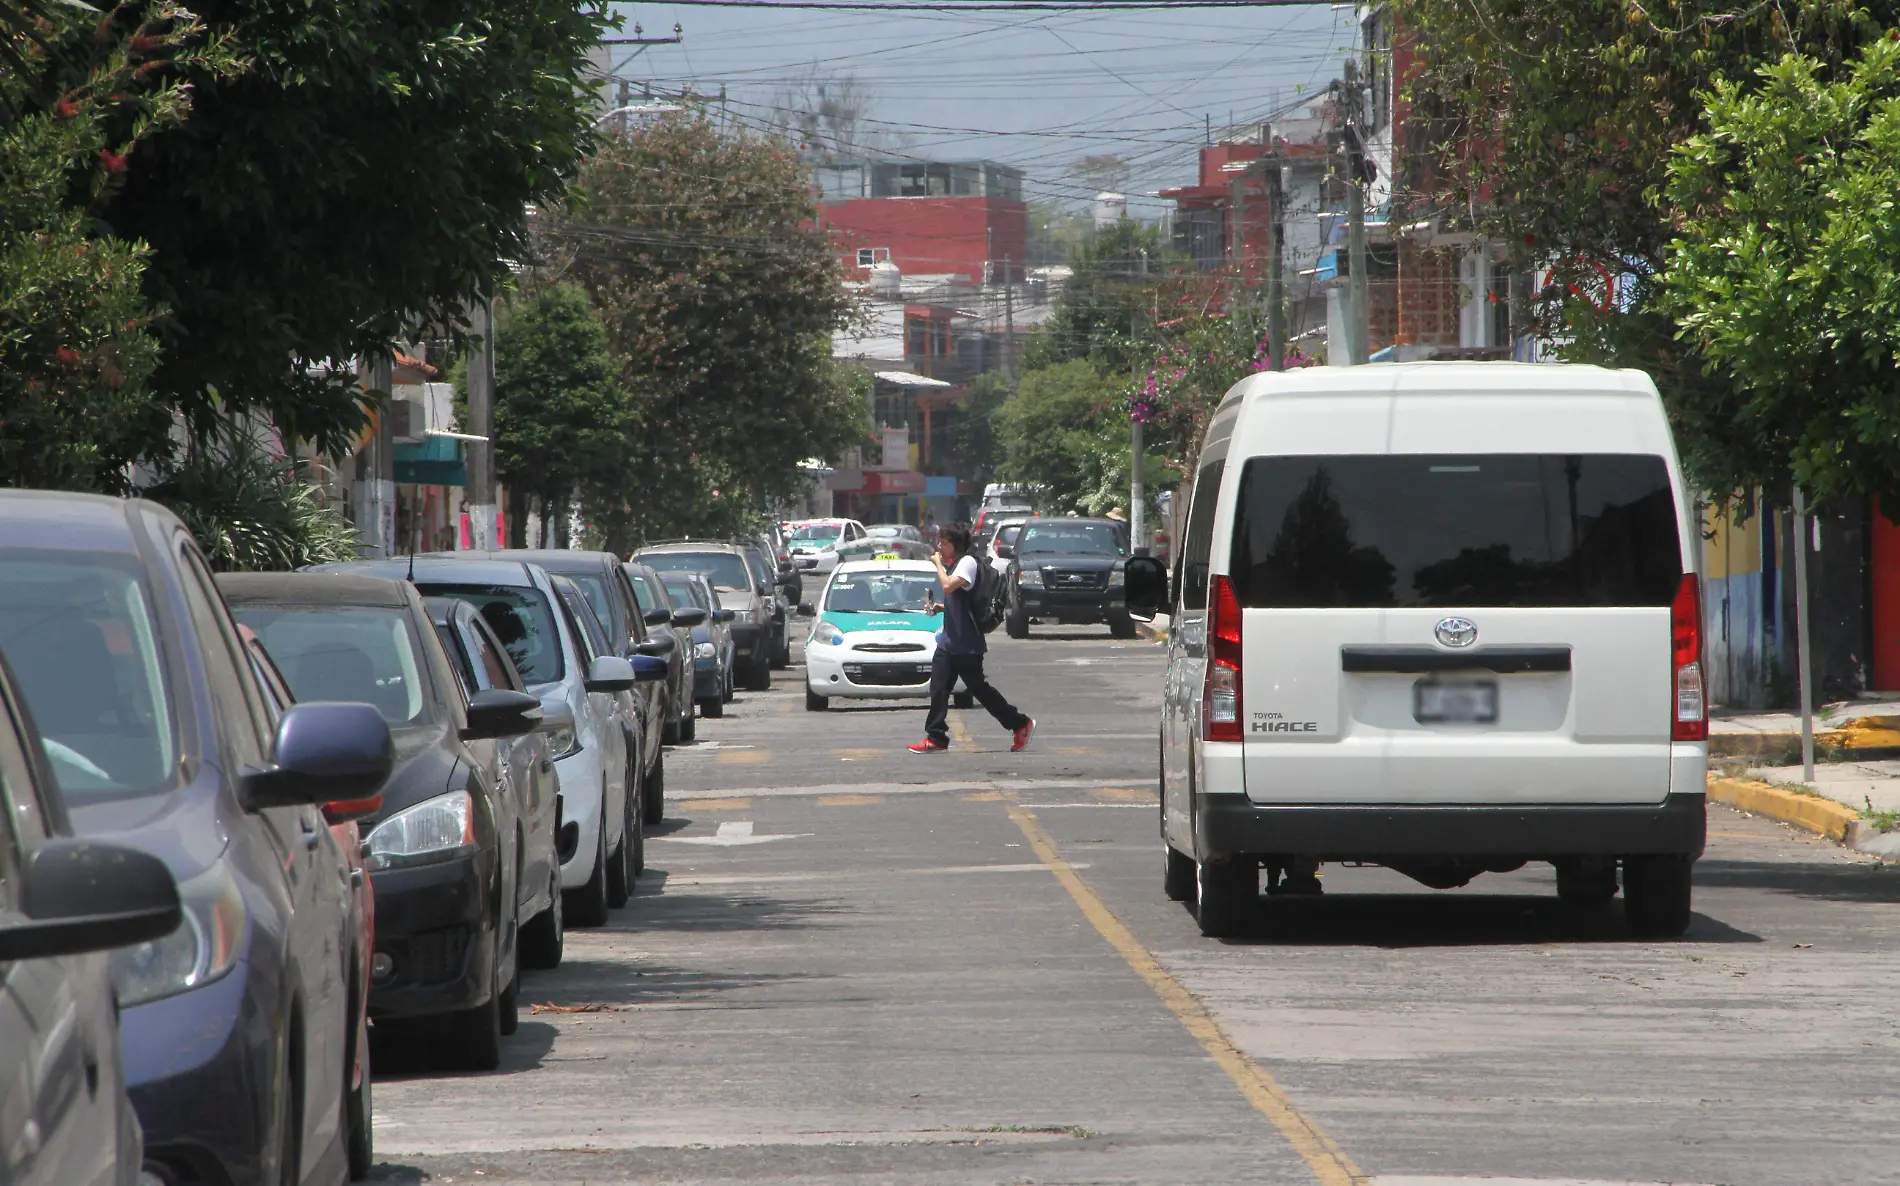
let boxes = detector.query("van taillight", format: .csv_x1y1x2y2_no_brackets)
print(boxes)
1204,575,1243,743
1671,573,1706,741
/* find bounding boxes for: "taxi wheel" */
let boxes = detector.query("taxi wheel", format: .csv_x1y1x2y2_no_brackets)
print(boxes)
805,688,828,712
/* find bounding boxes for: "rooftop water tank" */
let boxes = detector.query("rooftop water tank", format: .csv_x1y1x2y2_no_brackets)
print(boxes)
1093,191,1128,228
868,258,901,299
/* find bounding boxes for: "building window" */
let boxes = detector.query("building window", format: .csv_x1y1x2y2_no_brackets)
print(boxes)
856,247,890,268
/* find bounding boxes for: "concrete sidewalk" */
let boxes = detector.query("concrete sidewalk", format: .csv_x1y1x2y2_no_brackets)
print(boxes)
1710,696,1900,762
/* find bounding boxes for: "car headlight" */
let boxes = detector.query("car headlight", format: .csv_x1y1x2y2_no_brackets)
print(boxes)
111,859,245,1008
548,725,580,759
695,641,716,659
365,790,476,872
731,608,755,625
813,622,845,647
1108,568,1125,589
1018,568,1043,588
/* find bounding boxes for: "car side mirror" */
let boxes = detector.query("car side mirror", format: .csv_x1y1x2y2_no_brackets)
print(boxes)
630,654,669,683
0,839,183,961
1123,555,1168,621
537,697,575,736
717,608,736,623
321,793,383,826
994,543,1015,559
585,655,637,693
243,702,395,810
643,608,671,627
671,606,708,627
636,635,674,656
796,602,815,617
462,687,544,741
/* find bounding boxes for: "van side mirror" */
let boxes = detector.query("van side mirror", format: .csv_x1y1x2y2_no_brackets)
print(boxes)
1123,556,1168,621
244,702,395,810
462,688,543,741
0,840,182,961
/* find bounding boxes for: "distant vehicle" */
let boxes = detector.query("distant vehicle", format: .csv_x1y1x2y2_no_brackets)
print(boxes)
866,523,924,542
1124,362,1708,939
622,562,702,742
0,492,393,1186
634,542,776,692
804,558,946,712
316,557,649,929
981,482,1036,509
785,518,866,578
222,572,549,1073
973,505,1035,535
0,645,182,1186
658,570,734,718
982,516,1032,581
835,537,933,564
1004,518,1136,639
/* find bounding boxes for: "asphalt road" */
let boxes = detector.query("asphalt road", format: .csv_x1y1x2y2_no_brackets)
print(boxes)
369,630,1900,1186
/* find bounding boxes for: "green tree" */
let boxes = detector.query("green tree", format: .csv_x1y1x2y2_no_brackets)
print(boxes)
1032,219,1171,374
489,284,632,547
995,358,1127,513
102,0,613,458
549,115,866,548
1661,38,1900,511
0,1,233,491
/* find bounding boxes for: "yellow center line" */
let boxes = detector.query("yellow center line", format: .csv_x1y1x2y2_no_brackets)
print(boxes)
715,748,771,765
1006,804,1366,1186
949,711,974,748
687,797,752,811
816,793,885,807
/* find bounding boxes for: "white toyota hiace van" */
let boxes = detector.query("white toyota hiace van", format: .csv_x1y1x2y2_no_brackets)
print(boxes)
1125,363,1707,938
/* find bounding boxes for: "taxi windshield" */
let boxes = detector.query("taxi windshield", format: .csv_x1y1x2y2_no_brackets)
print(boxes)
825,571,941,614
790,523,846,544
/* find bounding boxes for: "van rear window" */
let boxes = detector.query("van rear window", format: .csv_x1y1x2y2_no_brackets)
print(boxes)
1229,454,1682,609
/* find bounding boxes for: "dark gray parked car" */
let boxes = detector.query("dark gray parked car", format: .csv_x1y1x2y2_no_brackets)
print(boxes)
622,562,705,741
658,571,733,718
633,542,775,692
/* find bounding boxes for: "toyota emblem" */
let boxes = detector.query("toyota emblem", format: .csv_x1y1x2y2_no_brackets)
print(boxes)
1434,617,1478,648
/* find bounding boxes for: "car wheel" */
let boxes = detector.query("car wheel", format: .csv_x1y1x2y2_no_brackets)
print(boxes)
1163,844,1195,902
745,657,772,692
439,988,502,1072
1623,854,1693,937
806,687,828,712
662,713,681,745
643,752,665,826
1555,859,1619,908
770,633,789,670
1005,608,1030,639
275,1032,302,1186
519,868,564,970
679,700,697,741
699,692,724,719
605,830,630,909
1108,613,1139,639
565,806,610,928
497,965,520,1037
721,665,735,702
952,689,975,710
1195,854,1255,938
345,1009,372,1181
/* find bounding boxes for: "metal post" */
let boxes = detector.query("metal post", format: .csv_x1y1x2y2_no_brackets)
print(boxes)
1267,160,1286,371
1228,175,1246,312
464,296,498,549
1130,418,1145,554
1344,59,1370,365
1792,490,1816,781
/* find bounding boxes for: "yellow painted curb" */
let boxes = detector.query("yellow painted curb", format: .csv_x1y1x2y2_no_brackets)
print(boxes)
1706,775,1860,841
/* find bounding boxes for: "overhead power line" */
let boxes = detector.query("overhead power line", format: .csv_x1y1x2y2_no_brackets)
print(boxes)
643,0,1338,9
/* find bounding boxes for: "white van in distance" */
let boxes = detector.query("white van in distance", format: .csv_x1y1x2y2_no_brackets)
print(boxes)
1124,363,1707,938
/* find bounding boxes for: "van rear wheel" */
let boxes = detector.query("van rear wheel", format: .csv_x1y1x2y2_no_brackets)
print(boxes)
1163,844,1194,902
1623,854,1693,937
1195,855,1256,938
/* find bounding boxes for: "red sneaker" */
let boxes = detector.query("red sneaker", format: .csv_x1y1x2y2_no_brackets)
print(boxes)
1011,719,1035,752
908,738,948,754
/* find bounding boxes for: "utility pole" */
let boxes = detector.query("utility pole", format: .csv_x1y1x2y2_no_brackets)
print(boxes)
1792,489,1817,781
354,356,395,557
1342,58,1371,365
1228,173,1246,312
1267,157,1286,371
464,296,497,550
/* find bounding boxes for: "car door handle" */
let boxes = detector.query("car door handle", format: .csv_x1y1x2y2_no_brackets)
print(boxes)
301,818,322,849
351,868,365,890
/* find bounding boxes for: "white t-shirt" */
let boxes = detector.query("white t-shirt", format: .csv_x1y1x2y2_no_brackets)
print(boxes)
951,555,981,589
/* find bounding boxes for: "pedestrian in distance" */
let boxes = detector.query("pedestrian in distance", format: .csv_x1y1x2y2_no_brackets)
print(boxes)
910,524,1033,754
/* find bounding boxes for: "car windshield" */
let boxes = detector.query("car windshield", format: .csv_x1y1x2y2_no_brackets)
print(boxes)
825,571,941,614
662,578,708,611
640,551,753,592
231,605,431,726
0,553,177,803
789,524,845,545
416,584,564,684
1019,523,1125,556
1228,453,1683,608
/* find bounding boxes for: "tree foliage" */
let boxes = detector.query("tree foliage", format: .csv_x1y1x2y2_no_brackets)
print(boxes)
1662,37,1900,511
145,426,359,572
995,358,1127,513
547,115,866,548
102,0,614,457
0,1,233,491
488,284,632,542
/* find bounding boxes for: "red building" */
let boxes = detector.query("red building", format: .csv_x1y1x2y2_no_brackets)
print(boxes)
813,160,1028,284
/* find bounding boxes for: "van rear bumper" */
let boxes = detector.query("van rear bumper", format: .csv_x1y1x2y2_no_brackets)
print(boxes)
1196,792,1705,860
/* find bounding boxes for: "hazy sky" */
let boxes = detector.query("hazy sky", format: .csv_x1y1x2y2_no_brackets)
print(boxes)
607,2,1356,217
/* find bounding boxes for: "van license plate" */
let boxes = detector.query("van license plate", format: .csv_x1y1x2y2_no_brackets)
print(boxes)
1414,679,1497,724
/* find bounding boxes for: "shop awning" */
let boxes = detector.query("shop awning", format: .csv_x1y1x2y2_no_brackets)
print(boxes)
394,435,467,486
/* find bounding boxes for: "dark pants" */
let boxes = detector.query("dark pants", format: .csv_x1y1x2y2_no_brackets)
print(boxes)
925,649,1028,745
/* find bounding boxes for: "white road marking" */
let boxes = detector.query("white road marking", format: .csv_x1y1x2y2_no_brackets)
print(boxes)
675,776,1150,801
662,820,811,846
1372,1179,1720,1186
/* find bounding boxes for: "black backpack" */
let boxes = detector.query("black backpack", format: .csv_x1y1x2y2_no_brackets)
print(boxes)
970,560,1007,634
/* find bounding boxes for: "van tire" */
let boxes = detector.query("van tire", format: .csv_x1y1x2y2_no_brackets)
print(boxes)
1623,855,1693,936
1163,844,1195,902
1195,856,1256,938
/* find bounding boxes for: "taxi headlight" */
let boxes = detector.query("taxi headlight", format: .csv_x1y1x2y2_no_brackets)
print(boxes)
813,622,845,647
112,859,245,1008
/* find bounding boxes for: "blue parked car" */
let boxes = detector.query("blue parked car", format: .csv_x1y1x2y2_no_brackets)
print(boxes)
0,492,394,1186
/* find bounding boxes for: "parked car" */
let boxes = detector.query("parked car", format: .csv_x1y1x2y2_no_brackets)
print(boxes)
424,596,567,970
222,572,551,1073
1004,518,1136,639
548,572,669,840
983,516,1032,581
235,623,377,1176
760,520,801,602
785,518,867,579
866,523,924,542
741,541,792,669
658,570,734,718
633,542,776,692
315,558,644,929
0,491,394,1186
620,561,700,743
1123,361,1708,938
0,645,183,1186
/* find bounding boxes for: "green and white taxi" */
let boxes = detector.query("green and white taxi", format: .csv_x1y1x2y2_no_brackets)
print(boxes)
804,557,943,711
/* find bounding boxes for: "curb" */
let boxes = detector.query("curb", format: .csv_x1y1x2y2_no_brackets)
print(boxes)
1709,715,1900,763
1706,775,1860,841
1134,619,1169,643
